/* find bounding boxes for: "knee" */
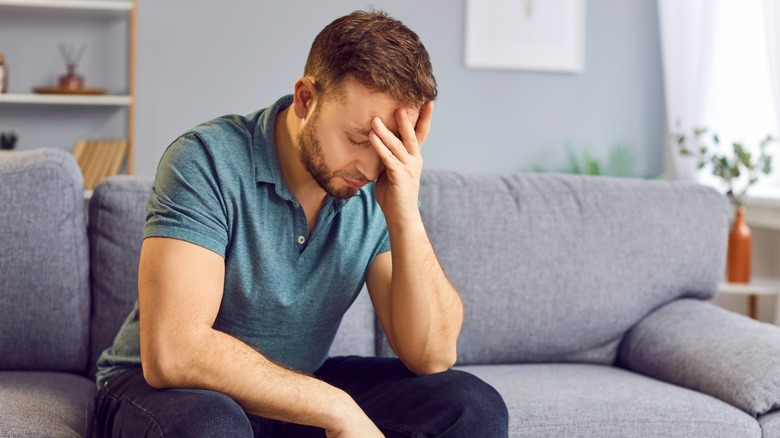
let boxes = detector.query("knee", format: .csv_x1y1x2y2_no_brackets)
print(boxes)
160,390,252,437
431,370,509,437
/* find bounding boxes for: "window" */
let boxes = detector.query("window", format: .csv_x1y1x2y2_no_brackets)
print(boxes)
702,0,780,197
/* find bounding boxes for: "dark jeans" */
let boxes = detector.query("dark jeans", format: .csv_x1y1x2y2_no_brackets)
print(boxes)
95,356,508,437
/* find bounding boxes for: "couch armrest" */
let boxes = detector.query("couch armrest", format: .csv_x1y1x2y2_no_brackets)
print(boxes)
617,298,780,416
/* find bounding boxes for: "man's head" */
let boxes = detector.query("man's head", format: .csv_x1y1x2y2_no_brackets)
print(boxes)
304,10,437,107
290,10,436,199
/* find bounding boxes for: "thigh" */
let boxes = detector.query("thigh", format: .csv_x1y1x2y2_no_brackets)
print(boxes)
96,367,255,438
315,356,508,438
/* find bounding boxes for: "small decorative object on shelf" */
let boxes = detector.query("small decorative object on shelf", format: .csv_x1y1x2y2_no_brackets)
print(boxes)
32,43,106,95
674,126,775,283
58,43,85,90
0,131,17,150
0,51,7,93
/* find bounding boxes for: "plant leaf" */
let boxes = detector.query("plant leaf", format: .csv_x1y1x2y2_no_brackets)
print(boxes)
584,152,601,175
565,144,581,174
606,144,636,177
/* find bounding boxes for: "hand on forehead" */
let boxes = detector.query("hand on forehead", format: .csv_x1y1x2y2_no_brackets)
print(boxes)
334,79,422,137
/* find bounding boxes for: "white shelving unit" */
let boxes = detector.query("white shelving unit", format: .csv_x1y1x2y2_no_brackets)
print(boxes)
0,0,132,11
0,93,131,106
0,0,136,172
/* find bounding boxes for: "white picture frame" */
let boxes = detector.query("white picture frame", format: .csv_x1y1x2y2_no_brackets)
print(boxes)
465,0,587,73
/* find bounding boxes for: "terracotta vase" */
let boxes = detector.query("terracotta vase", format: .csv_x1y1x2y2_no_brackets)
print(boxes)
727,206,752,283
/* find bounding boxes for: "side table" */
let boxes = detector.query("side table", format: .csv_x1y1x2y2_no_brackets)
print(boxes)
718,277,780,321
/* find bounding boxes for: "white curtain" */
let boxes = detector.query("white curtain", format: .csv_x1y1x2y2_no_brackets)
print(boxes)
762,0,780,325
657,0,716,181
766,1,780,123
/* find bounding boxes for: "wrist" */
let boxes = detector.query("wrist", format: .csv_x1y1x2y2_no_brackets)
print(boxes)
324,390,365,430
384,206,423,230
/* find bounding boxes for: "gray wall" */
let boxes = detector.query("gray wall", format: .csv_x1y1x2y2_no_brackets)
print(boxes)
3,0,665,178
134,0,664,177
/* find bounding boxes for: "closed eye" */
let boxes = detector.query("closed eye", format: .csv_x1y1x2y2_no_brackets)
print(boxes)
347,135,371,148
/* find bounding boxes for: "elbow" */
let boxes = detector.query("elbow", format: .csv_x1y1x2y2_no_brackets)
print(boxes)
141,343,179,389
405,349,458,376
141,356,179,389
140,330,200,389
141,362,171,389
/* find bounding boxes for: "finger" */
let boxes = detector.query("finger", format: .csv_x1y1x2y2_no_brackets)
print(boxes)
396,107,420,156
369,129,402,170
415,100,435,147
371,116,410,162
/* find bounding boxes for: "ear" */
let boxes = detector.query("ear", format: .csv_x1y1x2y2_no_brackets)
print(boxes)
292,77,317,120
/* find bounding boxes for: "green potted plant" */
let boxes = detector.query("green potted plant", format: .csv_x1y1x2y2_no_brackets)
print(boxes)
674,126,775,283
675,127,774,207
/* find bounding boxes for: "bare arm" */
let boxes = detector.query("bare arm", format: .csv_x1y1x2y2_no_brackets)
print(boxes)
138,237,381,436
366,101,464,375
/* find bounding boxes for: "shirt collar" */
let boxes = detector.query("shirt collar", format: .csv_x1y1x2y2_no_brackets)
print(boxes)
254,94,293,186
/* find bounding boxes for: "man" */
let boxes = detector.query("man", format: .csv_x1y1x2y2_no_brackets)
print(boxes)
95,10,508,437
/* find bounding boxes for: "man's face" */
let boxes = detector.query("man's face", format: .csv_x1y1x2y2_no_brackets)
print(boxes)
297,79,420,199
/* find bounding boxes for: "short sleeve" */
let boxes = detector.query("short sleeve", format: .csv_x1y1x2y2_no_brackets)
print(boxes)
144,133,229,257
377,233,390,255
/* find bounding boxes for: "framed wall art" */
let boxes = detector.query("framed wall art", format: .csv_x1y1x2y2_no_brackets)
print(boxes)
465,0,586,73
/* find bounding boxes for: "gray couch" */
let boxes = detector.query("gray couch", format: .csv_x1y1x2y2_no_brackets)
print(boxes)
2,148,780,437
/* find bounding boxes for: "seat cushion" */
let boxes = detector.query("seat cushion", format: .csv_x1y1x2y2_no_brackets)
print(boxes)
0,149,90,372
0,371,95,437
456,363,760,437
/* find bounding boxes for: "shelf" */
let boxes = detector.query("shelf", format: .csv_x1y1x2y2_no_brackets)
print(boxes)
0,0,132,11
0,93,131,106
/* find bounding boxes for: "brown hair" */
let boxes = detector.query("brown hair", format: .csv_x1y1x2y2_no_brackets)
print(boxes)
304,10,437,107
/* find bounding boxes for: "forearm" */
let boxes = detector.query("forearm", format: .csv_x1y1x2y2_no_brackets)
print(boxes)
143,327,359,430
367,101,460,373
385,216,463,373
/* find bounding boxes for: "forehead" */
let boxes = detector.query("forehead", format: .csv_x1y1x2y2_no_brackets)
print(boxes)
324,79,420,135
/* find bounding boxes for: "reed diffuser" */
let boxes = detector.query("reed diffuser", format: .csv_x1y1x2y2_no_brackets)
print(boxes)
58,43,86,90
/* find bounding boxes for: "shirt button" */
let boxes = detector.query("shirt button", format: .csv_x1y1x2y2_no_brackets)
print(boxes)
292,201,300,208
297,235,306,244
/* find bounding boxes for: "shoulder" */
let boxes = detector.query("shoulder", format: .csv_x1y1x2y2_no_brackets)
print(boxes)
182,113,258,163
160,111,264,186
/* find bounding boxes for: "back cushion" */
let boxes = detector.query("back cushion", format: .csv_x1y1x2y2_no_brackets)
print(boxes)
407,170,730,366
0,149,90,371
328,285,376,357
87,176,152,379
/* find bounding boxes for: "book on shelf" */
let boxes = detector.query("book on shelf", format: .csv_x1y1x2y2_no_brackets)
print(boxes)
71,138,128,189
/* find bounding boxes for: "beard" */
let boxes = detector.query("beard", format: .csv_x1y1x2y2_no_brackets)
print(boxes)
297,107,368,199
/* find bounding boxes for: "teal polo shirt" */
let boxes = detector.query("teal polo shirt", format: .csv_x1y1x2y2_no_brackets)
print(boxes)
96,95,390,388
